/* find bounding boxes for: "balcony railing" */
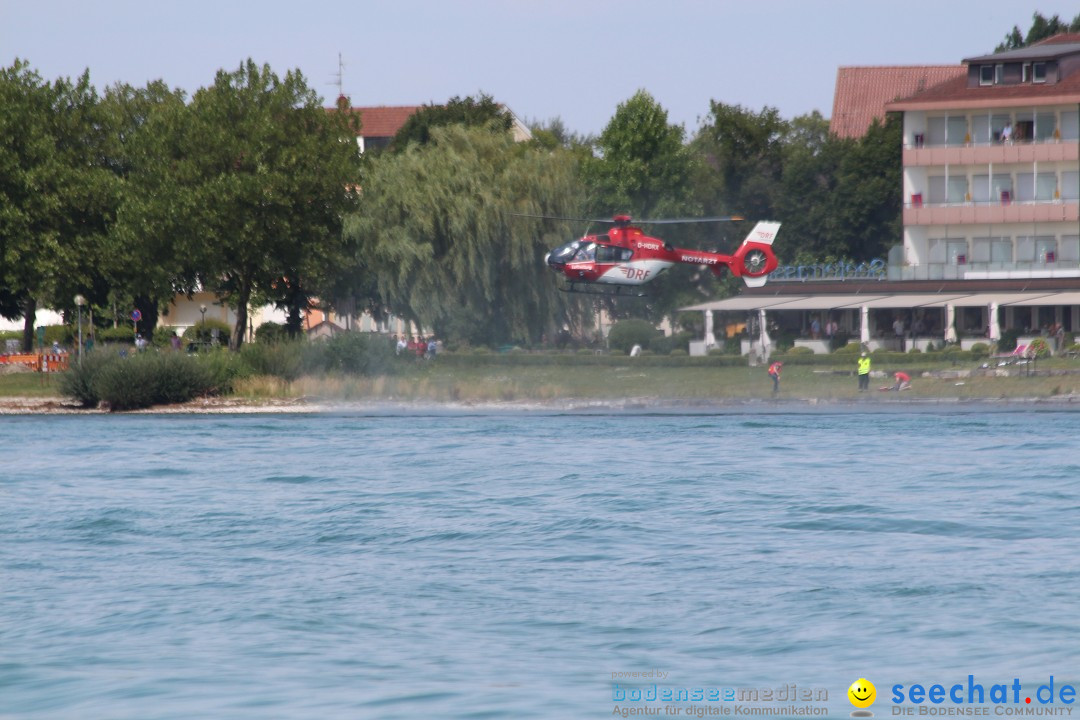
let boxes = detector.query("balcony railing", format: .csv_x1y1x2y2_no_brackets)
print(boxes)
903,198,1079,225
887,261,1080,281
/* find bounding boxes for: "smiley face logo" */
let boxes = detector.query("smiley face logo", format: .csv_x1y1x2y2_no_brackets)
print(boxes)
848,678,876,708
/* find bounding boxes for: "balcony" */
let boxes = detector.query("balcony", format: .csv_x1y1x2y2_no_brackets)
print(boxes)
904,139,1079,166
904,199,1079,226
887,260,1080,281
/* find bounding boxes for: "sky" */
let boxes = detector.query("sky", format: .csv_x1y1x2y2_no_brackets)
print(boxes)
3,0,1080,137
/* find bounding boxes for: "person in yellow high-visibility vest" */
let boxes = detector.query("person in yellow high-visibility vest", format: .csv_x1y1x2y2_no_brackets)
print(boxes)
857,352,871,391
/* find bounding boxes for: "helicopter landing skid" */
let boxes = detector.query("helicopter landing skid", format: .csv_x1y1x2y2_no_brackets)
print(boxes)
560,283,648,298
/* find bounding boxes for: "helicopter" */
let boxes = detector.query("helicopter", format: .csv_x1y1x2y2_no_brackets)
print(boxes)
537,214,781,296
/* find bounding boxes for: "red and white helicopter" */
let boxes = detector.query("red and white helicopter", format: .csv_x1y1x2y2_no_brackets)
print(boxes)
538,215,781,295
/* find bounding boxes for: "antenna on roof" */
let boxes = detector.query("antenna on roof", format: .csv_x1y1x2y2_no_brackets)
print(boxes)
330,53,346,102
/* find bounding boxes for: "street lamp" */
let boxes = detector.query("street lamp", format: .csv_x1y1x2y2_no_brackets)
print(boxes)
199,304,208,348
74,294,86,364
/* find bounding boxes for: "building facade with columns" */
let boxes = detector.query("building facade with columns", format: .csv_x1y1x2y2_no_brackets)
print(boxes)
685,34,1080,358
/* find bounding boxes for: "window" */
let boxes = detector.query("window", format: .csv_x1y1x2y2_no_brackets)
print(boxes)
1061,111,1079,141
1023,63,1032,82
595,245,631,262
947,177,969,203
927,117,947,146
980,65,995,85
1035,113,1056,141
972,115,991,144
929,238,968,264
972,237,1012,263
1060,236,1080,263
1036,173,1057,201
1035,237,1057,263
1032,62,1046,83
972,175,990,203
1062,171,1079,200
928,176,947,204
991,114,1010,142
1016,236,1035,262
1016,173,1035,202
1014,172,1053,202
947,116,968,146
991,175,1013,203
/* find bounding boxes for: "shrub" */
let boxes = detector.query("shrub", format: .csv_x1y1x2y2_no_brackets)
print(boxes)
997,328,1019,353
57,349,122,407
969,342,990,358
607,319,661,355
255,321,288,344
78,351,224,410
96,326,139,344
240,341,303,382
1027,337,1051,359
833,342,862,354
786,346,814,356
183,318,233,348
649,331,693,355
302,332,397,376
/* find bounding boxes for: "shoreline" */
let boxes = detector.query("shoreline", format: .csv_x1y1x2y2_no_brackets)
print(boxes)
5,393,1080,415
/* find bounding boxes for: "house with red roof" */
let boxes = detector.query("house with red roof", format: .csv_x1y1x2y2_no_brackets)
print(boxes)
830,65,966,138
340,101,533,153
685,34,1080,356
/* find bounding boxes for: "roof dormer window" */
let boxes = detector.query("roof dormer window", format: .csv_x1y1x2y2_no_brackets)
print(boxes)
979,64,1003,86
1032,62,1046,83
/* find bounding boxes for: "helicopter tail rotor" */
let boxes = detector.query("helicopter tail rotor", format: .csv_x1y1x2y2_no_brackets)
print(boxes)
731,221,781,288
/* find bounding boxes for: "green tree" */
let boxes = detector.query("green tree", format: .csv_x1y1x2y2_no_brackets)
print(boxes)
390,93,513,152
775,111,852,261
100,80,191,337
822,115,903,261
345,125,584,346
119,60,362,349
692,102,787,222
584,90,693,220
0,60,118,350
997,12,1080,50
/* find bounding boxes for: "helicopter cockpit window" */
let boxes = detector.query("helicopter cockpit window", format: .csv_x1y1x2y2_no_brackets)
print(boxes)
573,242,597,262
595,245,632,263
549,241,579,263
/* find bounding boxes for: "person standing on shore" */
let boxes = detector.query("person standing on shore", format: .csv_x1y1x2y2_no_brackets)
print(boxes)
767,361,783,394
857,352,871,391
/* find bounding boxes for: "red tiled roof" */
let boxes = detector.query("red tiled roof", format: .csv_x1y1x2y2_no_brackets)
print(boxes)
831,66,966,138
1036,33,1080,45
886,68,1080,110
340,105,422,138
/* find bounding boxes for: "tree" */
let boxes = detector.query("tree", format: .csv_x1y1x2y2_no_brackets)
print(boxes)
821,115,902,261
692,102,787,222
581,91,708,322
0,60,118,350
775,111,852,261
584,90,693,220
390,93,513,152
100,80,191,337
997,12,1080,50
119,60,362,349
345,125,585,346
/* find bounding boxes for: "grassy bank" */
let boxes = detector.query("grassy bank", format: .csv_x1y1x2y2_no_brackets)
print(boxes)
7,353,1080,407
234,357,1080,404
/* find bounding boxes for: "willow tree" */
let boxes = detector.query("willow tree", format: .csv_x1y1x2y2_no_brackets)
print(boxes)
344,124,584,346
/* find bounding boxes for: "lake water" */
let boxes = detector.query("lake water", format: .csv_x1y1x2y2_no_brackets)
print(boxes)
3,408,1080,719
